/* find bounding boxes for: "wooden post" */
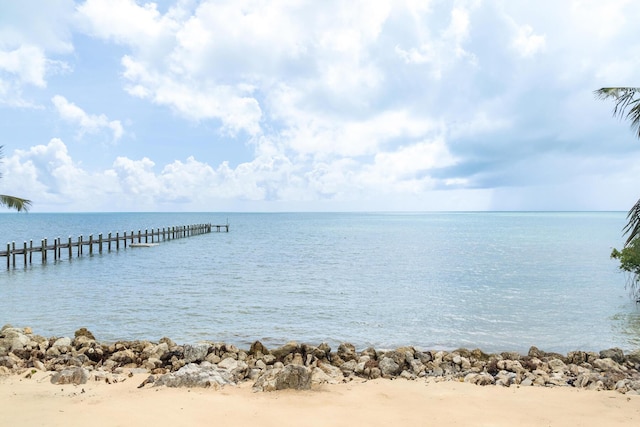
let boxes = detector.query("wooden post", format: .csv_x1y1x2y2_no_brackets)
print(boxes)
99,233,103,253
42,239,46,263
145,229,148,244
68,237,72,259
116,232,120,250
89,235,93,255
23,241,27,266
137,230,141,244
108,233,112,251
53,238,58,261
11,241,16,268
29,240,33,264
78,235,83,256
5,243,9,269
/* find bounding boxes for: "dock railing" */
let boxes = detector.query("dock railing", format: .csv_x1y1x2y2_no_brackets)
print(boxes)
1,223,229,269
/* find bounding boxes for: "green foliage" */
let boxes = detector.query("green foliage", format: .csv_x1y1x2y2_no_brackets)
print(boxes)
611,239,640,302
595,87,640,139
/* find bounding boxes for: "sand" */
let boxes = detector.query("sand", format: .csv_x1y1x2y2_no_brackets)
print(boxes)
1,372,639,426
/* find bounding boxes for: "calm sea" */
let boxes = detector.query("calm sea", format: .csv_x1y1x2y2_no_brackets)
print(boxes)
1,212,638,354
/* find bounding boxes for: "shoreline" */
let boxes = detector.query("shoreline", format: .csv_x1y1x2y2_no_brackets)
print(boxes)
2,325,640,425
2,325,640,393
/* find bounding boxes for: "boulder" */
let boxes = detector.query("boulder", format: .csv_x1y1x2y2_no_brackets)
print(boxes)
379,357,401,377
249,341,269,357
337,343,357,362
50,367,89,385
592,358,623,373
252,364,311,392
599,348,625,364
317,361,344,383
271,342,299,361
183,343,209,364
52,337,72,348
464,372,495,386
154,363,235,388
74,328,96,340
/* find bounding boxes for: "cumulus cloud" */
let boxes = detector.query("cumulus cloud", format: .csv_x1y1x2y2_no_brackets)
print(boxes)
0,0,74,106
4,1,640,211
52,95,124,142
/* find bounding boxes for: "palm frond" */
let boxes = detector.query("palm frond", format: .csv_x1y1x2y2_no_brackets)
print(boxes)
595,87,640,138
0,195,32,212
623,197,640,246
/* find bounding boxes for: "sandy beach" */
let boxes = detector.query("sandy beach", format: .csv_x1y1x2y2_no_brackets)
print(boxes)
1,371,638,427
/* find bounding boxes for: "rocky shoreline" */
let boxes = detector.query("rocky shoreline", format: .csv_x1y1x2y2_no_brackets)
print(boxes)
1,325,640,394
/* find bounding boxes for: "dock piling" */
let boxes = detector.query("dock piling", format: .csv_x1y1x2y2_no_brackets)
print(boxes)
2,222,226,269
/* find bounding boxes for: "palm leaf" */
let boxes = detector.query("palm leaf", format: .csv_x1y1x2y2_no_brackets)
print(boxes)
594,87,640,138
0,145,32,212
0,195,32,212
623,198,640,246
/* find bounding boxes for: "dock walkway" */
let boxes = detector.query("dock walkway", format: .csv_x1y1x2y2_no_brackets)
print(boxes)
1,223,229,269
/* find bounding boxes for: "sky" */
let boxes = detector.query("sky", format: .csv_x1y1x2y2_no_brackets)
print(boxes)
1,0,640,212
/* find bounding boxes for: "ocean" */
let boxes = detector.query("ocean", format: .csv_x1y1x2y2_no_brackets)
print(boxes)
0,211,638,354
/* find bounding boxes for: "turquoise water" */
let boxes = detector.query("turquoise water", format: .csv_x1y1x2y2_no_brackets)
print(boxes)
0,212,638,353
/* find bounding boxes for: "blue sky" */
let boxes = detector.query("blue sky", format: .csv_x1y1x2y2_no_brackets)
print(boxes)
1,0,640,212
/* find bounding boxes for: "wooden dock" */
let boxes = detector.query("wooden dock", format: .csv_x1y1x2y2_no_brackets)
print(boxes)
1,223,229,269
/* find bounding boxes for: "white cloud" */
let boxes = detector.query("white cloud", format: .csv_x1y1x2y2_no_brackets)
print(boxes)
4,0,640,212
121,55,262,135
52,95,124,142
0,0,74,106
395,5,478,78
0,45,48,87
511,24,545,57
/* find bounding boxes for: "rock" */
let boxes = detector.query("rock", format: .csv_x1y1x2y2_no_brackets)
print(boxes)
52,337,72,348
291,353,304,366
339,360,358,375
415,350,432,364
381,351,406,369
599,348,625,364
501,352,521,361
547,359,567,373
379,357,401,377
0,354,22,370
567,351,589,364
626,350,640,366
183,343,209,364
154,363,235,388
252,364,311,392
249,341,269,356
311,367,335,385
271,342,299,361
337,343,357,362
464,373,495,386
495,371,517,387
111,349,136,366
593,358,623,373
317,361,344,382
409,359,426,375
218,357,239,371
400,370,416,380
50,367,89,385
144,342,169,360
520,378,533,387
74,328,96,340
